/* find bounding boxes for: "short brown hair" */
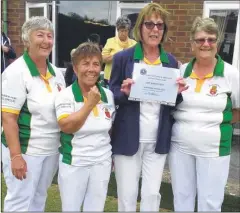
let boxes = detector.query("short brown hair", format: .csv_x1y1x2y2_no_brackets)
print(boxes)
133,3,170,43
191,17,219,41
71,42,102,66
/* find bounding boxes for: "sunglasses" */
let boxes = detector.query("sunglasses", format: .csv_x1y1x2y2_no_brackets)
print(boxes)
194,38,217,45
143,21,165,30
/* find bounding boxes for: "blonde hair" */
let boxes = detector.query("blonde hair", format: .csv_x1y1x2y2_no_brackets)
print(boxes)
132,2,170,42
70,48,76,57
71,42,102,66
191,17,219,41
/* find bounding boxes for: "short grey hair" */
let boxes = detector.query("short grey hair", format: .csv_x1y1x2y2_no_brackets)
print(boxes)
191,17,219,41
116,16,131,31
22,16,54,46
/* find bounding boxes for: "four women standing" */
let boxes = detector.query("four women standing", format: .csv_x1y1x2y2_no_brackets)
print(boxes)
1,2,239,212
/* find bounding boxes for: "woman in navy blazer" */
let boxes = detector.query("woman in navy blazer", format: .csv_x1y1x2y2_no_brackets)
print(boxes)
109,3,188,212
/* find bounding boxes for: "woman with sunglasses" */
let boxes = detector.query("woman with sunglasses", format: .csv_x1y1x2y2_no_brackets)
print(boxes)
169,17,240,212
109,3,188,211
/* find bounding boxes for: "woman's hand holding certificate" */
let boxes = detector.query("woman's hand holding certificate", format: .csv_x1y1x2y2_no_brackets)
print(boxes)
128,63,187,106
120,78,135,96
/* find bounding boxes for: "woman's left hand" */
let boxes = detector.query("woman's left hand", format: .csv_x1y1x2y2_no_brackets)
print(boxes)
176,77,188,94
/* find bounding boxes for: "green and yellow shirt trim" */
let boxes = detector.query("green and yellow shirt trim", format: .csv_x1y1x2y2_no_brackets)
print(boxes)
184,54,224,79
133,42,169,64
71,80,108,117
23,51,55,92
184,54,224,93
190,72,214,93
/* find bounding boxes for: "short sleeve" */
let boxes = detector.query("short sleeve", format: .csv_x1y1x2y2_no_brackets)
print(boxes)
102,39,112,56
106,89,116,122
55,89,74,121
57,67,67,88
179,63,188,78
228,66,240,109
2,68,26,114
52,64,66,89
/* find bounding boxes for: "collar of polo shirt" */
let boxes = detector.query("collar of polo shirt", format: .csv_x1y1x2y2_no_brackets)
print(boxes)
184,54,224,78
23,51,56,77
133,41,169,64
71,80,108,103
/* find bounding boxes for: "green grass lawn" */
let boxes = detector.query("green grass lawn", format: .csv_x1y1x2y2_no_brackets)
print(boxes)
1,173,240,212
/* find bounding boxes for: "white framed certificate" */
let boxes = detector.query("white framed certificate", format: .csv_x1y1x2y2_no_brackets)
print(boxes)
128,63,180,106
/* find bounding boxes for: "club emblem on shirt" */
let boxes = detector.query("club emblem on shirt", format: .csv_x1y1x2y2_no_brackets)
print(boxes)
101,106,111,120
104,108,111,119
208,84,219,96
56,83,62,92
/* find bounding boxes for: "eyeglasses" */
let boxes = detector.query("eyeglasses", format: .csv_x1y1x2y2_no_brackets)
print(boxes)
194,38,217,45
143,21,165,30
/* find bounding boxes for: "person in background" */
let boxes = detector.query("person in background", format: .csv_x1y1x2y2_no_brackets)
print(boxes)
64,62,75,87
1,16,65,212
1,22,16,72
169,17,240,212
55,42,115,211
109,3,188,211
102,16,136,85
64,48,76,87
88,33,103,51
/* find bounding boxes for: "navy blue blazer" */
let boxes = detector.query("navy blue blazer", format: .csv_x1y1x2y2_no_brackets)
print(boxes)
109,43,182,156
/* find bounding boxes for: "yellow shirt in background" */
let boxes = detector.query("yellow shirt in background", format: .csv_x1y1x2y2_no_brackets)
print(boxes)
102,37,136,80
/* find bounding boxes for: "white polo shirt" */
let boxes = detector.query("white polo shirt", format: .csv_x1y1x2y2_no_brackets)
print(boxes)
139,58,161,143
55,80,115,166
1,51,66,156
171,55,240,157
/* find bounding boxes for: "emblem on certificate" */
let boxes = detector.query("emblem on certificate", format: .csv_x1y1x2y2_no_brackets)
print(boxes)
140,68,147,75
128,63,180,106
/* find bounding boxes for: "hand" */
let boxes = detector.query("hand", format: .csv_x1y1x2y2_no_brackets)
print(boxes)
105,55,113,63
176,77,189,94
11,155,27,180
86,86,101,108
2,45,9,53
120,78,134,96
108,55,113,61
103,54,113,63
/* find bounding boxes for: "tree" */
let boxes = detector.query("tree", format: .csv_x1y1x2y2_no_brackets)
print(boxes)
68,12,84,20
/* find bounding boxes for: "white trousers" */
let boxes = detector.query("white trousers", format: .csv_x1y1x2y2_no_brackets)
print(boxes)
168,145,230,212
1,144,59,212
114,143,167,212
58,156,112,211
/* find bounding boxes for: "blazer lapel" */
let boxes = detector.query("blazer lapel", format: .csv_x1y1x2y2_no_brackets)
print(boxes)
125,55,136,78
